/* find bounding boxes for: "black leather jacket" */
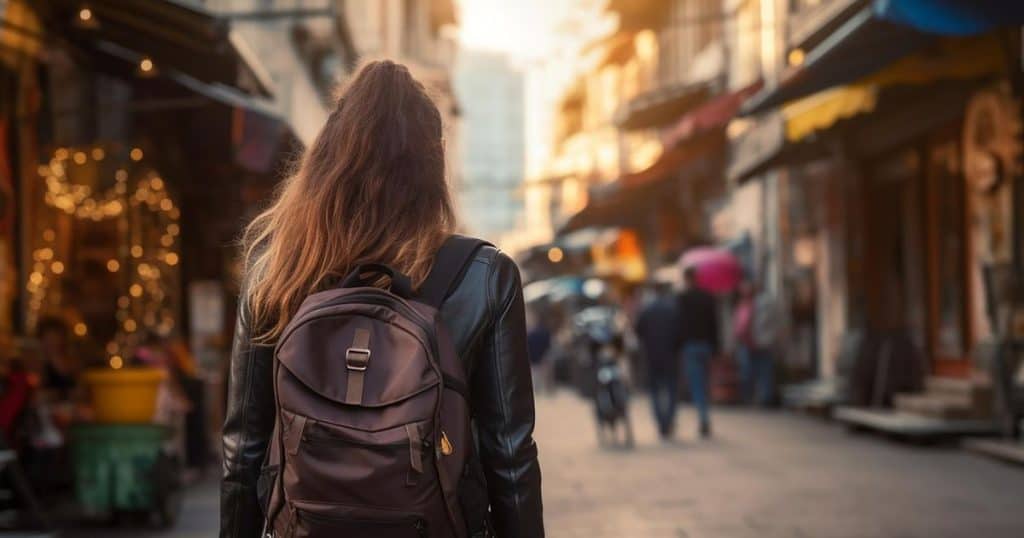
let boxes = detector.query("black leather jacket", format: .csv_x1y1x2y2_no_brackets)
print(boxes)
220,245,544,538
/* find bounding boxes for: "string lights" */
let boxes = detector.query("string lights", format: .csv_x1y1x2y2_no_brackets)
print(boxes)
29,144,181,368
24,230,61,331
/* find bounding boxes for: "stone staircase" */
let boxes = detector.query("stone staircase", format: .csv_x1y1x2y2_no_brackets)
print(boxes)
893,374,994,420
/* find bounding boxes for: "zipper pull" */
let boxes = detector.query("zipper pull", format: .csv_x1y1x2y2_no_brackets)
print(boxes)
440,430,454,456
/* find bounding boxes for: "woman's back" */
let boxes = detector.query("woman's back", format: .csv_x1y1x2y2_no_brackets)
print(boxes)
220,59,543,538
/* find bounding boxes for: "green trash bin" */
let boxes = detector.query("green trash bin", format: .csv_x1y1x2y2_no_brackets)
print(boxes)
70,424,181,526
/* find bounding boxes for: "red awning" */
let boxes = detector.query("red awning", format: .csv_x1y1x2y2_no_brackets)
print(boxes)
661,81,763,149
622,129,726,188
559,130,726,234
614,81,711,131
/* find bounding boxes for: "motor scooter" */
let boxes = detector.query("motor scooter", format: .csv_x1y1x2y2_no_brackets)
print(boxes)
580,317,634,449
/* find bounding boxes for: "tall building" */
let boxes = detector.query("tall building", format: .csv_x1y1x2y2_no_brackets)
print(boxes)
454,50,524,243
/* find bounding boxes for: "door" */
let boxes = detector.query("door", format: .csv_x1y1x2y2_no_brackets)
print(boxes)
864,149,929,349
925,133,971,377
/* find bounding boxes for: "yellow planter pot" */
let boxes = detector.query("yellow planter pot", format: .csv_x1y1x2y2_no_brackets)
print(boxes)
83,368,167,424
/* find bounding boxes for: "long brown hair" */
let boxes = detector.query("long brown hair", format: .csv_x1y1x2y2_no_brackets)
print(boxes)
242,60,456,342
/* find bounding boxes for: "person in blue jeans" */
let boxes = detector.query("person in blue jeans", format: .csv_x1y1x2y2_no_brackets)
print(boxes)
635,285,682,439
734,281,778,406
677,267,719,438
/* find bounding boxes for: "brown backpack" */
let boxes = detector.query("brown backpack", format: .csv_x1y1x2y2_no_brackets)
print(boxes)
259,236,492,537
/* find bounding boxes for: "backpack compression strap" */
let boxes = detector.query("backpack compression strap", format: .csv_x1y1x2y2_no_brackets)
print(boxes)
419,235,491,309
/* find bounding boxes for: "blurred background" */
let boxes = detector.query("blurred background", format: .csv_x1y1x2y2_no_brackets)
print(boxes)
1,0,1024,536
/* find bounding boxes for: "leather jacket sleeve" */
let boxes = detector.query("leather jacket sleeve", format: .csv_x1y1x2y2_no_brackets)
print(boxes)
469,251,544,538
220,301,276,538
218,247,543,538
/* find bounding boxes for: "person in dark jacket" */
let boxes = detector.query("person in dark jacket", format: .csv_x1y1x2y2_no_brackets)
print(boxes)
527,308,554,394
677,267,720,438
221,60,543,538
635,285,681,439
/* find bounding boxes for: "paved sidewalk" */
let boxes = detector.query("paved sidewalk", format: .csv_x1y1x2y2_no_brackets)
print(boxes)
536,392,1024,538
60,392,1024,537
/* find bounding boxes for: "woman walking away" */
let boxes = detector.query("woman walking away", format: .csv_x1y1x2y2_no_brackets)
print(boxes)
221,60,544,538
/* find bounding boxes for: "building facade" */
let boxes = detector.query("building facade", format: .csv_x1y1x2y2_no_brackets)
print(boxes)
730,0,1024,418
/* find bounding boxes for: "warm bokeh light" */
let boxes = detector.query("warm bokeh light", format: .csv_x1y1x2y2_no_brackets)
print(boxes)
3,1,1023,535
458,0,608,60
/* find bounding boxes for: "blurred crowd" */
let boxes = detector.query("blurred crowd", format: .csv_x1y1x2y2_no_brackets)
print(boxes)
525,263,784,446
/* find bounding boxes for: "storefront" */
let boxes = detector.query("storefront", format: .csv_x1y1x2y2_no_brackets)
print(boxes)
733,2,1024,392
1,0,295,364
556,83,765,283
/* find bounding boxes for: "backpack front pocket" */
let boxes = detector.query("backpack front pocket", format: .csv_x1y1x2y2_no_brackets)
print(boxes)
290,500,427,538
281,409,434,508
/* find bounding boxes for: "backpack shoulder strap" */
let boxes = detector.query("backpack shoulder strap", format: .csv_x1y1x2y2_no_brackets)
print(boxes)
419,234,491,308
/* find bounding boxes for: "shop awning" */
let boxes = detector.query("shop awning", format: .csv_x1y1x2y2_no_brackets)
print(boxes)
728,36,1001,182
742,0,1024,116
741,7,931,116
614,80,711,131
876,0,1024,36
560,131,726,234
38,0,274,97
621,130,724,188
83,38,299,175
784,35,1004,142
662,81,763,149
85,37,284,118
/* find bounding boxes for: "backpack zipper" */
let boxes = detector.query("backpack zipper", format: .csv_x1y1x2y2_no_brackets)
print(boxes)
303,426,433,451
297,508,428,537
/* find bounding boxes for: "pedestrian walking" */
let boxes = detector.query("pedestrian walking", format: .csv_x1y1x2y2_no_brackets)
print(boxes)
527,308,554,394
734,281,756,404
635,285,681,440
220,60,543,538
677,267,720,438
734,282,779,407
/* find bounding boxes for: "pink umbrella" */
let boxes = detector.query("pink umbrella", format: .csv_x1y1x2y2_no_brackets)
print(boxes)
678,247,742,293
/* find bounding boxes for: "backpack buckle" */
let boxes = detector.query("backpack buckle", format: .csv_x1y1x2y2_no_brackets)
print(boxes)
346,348,371,371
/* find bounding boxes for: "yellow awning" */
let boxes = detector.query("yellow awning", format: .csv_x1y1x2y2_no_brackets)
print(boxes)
782,35,1007,142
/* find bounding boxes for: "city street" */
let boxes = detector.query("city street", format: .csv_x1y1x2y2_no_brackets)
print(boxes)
5,2,1024,538
62,392,1024,538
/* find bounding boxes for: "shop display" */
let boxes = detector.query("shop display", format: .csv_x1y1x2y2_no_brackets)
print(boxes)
29,144,181,367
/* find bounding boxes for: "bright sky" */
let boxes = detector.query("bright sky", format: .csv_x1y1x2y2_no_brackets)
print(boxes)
457,0,577,61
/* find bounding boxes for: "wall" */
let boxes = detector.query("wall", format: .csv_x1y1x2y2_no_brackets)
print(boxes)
199,0,332,145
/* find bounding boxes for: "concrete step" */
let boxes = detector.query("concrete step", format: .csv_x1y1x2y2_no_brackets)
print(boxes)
834,406,1000,439
923,375,993,402
894,394,971,419
893,392,992,420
